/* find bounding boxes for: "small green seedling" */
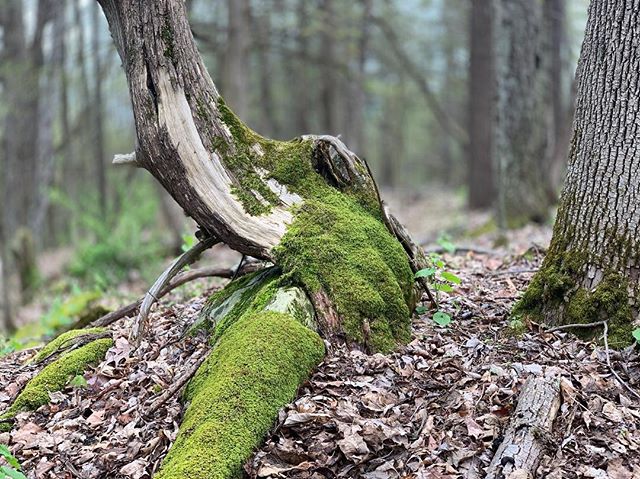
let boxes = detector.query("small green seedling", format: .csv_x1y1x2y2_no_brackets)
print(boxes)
0,445,26,479
414,250,461,328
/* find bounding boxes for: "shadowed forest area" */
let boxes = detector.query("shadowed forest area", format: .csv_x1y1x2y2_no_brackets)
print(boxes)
1,1,640,478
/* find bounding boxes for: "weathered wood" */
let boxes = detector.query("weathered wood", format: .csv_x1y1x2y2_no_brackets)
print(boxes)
130,236,219,345
485,376,561,479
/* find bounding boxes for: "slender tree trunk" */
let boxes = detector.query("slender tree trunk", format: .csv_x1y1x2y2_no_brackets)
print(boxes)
92,4,108,218
493,0,553,227
293,0,311,134
544,0,571,198
467,0,495,209
514,0,640,347
346,0,371,156
223,0,250,119
319,0,340,134
0,218,15,334
1,0,53,303
254,2,279,137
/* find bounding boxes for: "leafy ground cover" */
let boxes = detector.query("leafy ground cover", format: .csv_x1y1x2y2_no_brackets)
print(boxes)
0,223,638,478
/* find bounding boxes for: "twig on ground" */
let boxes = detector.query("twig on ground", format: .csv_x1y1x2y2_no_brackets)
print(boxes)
422,245,499,256
544,321,606,334
543,320,640,400
130,236,220,347
85,266,239,329
489,268,538,276
145,351,209,417
603,321,640,401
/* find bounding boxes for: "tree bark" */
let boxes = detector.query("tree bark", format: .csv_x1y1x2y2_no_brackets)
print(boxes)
514,0,640,347
467,0,495,209
1,0,55,302
493,0,553,227
319,0,340,135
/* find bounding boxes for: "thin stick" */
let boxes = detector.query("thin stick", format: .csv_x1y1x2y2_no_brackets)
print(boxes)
544,320,606,334
544,321,640,400
603,322,640,400
130,236,219,347
145,351,209,417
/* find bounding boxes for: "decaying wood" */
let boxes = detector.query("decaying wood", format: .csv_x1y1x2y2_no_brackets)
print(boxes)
130,236,219,345
87,265,252,329
485,376,561,479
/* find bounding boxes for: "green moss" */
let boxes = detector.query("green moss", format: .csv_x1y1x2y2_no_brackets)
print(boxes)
195,268,281,342
154,311,324,479
564,274,633,348
0,337,113,429
274,192,414,353
161,15,175,61
31,327,107,363
513,246,633,347
212,98,379,218
196,98,414,352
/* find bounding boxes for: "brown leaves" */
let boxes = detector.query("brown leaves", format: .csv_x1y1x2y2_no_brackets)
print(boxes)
248,248,640,478
0,292,212,478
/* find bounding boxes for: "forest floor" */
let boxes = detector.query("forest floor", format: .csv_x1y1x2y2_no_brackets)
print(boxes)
1,193,639,478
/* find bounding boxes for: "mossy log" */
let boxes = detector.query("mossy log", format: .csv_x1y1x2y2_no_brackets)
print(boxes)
156,269,324,479
95,1,426,477
0,330,113,431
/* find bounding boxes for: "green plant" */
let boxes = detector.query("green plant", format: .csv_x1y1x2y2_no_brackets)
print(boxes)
0,445,26,479
633,328,640,344
50,184,165,288
0,337,20,358
415,252,461,327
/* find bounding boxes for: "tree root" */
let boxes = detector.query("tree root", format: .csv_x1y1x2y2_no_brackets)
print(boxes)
130,236,220,347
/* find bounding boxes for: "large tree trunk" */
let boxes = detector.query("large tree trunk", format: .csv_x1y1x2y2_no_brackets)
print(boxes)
467,0,495,210
96,1,423,475
493,0,553,227
514,0,640,347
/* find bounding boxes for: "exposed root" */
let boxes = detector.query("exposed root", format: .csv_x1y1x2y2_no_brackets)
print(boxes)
130,236,219,347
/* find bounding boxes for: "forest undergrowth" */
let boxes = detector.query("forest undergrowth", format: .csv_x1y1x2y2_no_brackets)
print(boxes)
0,222,638,478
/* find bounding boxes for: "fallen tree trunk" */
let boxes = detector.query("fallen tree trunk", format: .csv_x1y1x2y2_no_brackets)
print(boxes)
93,0,427,476
485,376,561,479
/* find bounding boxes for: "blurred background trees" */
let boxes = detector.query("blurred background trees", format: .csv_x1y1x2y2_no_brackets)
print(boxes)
0,0,589,336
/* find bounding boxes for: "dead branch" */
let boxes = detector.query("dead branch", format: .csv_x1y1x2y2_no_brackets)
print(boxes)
130,236,220,347
485,376,561,479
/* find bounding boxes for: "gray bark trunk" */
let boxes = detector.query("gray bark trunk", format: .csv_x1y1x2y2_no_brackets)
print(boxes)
223,0,250,119
467,0,495,209
319,0,340,135
516,0,640,345
92,4,108,218
493,0,553,227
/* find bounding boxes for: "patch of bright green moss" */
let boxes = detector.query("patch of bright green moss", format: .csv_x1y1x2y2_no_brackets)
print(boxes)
31,327,107,363
513,247,633,347
154,311,324,479
274,192,415,353
0,337,113,430
211,98,379,217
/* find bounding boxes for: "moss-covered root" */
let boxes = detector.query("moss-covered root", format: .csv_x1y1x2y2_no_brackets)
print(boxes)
31,327,108,363
0,336,113,430
155,311,325,479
